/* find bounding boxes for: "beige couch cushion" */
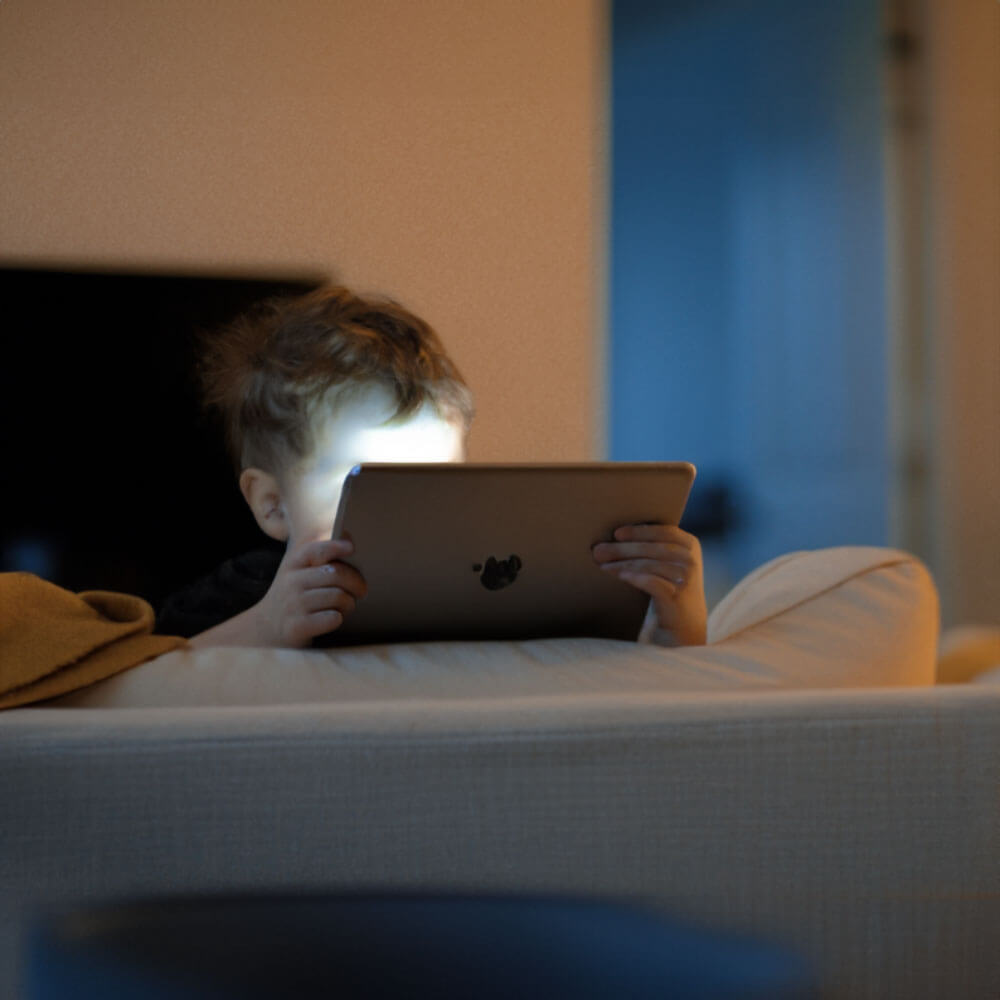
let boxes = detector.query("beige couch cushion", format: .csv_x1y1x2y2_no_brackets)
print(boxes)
938,626,1000,684
52,546,938,708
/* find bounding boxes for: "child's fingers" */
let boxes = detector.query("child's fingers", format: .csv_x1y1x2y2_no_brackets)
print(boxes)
289,585,360,643
303,561,368,600
618,570,678,599
308,608,345,633
288,538,355,569
601,558,689,587
592,540,693,565
287,608,344,646
612,524,698,546
299,585,358,619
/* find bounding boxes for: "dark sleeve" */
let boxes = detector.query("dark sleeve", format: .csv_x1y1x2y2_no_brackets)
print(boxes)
155,547,284,638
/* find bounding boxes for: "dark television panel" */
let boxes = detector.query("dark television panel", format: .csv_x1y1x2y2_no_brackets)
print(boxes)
1,266,325,609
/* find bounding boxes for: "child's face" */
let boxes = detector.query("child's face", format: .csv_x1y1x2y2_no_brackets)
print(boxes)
277,385,467,546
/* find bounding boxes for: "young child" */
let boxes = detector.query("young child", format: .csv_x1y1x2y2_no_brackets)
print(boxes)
157,285,707,648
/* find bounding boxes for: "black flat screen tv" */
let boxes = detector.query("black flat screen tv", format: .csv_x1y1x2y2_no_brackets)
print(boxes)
0,265,324,610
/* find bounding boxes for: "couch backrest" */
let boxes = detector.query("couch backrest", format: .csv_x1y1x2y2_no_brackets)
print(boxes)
3,684,1000,1000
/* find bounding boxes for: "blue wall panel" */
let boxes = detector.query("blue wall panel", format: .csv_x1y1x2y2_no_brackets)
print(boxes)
611,0,889,581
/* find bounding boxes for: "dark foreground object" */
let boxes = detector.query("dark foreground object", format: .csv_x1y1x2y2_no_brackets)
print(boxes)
27,892,817,999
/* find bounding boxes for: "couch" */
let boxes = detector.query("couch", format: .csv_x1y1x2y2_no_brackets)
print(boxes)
3,546,999,998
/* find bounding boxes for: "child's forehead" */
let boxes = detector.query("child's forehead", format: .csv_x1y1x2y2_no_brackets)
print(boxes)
307,384,465,464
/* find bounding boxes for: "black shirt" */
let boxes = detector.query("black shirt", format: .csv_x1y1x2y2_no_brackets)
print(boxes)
156,543,284,638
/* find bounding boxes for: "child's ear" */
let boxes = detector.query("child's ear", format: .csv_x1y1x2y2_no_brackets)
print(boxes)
239,468,289,542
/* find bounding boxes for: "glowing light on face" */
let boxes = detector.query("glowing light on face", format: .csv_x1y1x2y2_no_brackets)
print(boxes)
350,411,465,464
279,385,467,545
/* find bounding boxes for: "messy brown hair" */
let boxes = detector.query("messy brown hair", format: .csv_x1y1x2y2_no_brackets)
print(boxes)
198,285,474,476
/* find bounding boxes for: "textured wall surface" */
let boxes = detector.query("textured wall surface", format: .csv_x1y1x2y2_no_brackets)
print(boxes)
0,1,607,461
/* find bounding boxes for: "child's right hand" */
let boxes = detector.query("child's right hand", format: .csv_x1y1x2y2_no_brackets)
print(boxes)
253,538,367,647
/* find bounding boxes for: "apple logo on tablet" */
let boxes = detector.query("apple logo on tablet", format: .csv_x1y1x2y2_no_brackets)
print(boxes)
475,555,522,590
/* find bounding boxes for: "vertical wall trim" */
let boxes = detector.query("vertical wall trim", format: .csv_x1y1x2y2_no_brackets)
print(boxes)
593,0,612,461
881,0,935,563
925,0,1000,626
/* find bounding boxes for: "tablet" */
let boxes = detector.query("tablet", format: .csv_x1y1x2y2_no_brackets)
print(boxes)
319,461,696,646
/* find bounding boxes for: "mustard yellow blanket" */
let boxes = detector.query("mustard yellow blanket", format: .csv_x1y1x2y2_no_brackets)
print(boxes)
0,572,187,709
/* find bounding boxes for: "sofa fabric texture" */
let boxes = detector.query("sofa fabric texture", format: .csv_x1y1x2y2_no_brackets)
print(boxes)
4,546,997,999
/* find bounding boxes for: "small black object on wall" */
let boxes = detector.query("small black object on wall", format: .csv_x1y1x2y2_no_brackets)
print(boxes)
0,265,324,608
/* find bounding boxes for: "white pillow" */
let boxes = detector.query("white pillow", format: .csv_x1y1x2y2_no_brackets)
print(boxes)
52,546,938,708
706,546,938,689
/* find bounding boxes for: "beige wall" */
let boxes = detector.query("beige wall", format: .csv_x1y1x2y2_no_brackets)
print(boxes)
925,0,1000,626
0,0,607,461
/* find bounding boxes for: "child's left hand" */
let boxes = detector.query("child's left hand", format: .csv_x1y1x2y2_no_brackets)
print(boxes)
592,524,707,646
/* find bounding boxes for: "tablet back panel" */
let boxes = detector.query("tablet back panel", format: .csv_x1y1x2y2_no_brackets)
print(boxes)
322,462,695,645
